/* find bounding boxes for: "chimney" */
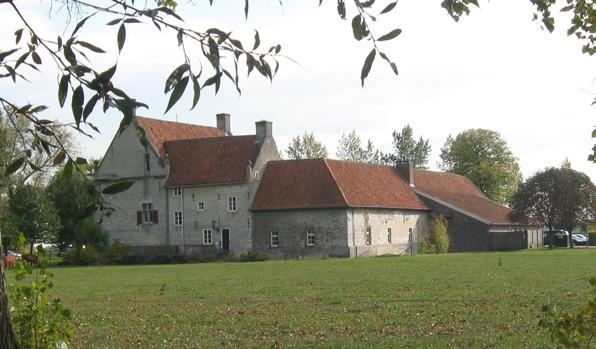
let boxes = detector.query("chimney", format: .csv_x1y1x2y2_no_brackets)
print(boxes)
216,113,231,136
255,120,272,144
396,160,415,187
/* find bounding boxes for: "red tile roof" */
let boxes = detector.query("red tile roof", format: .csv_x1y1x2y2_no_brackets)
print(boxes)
136,116,224,156
250,159,429,211
165,136,258,186
413,170,526,225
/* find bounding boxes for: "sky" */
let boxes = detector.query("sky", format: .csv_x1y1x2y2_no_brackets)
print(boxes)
0,0,594,181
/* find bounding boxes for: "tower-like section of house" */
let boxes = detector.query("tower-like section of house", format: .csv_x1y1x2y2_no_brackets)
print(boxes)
95,113,280,255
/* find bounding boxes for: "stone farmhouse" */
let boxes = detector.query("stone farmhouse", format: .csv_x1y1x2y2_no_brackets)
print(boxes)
95,114,543,257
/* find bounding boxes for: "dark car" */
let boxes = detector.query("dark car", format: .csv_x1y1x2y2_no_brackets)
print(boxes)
543,230,569,247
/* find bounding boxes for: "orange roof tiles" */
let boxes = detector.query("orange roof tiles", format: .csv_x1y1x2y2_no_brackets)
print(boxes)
136,116,224,156
250,159,429,211
165,136,258,186
414,170,521,225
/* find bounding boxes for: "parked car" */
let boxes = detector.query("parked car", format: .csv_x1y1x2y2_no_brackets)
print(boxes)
543,230,569,247
571,233,588,246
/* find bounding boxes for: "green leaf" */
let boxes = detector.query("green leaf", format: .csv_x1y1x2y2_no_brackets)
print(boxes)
106,18,122,26
53,151,66,165
63,159,73,182
352,15,366,41
0,48,19,62
360,49,376,87
117,24,126,52
63,44,76,66
72,14,93,37
380,1,398,14
102,181,134,194
124,18,141,24
191,74,201,109
76,41,106,53
337,0,346,19
83,94,100,121
31,51,42,65
164,64,189,93
244,0,249,19
99,64,117,82
378,28,402,41
253,30,260,50
58,74,70,108
4,157,25,176
14,29,24,44
165,76,189,113
72,85,84,126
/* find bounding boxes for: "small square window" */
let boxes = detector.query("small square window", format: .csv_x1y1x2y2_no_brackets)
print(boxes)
197,202,205,211
173,187,182,196
174,211,183,226
306,230,315,246
228,197,237,212
203,229,212,245
270,232,279,247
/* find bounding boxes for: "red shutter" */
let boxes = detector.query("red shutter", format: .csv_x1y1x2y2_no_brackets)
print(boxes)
137,211,142,225
151,210,158,224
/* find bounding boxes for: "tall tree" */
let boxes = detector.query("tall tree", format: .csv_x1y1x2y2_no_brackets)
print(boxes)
8,185,61,252
286,132,328,160
336,130,380,163
511,167,596,248
381,125,431,168
440,129,522,205
46,163,103,252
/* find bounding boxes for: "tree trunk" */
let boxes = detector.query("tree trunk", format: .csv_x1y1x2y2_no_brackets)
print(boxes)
0,263,19,349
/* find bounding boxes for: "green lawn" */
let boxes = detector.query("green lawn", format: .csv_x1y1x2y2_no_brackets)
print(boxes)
8,249,596,348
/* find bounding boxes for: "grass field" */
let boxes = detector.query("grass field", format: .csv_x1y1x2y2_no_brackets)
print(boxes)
8,248,596,348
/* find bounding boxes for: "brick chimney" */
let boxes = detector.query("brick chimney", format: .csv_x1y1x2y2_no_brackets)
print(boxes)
255,120,272,144
396,160,415,187
216,113,231,136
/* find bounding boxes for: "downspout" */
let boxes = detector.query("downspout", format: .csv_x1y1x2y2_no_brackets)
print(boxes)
181,188,185,254
351,208,357,258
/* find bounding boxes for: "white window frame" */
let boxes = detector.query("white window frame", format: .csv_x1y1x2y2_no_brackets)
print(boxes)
197,202,205,211
203,229,213,245
174,211,183,226
173,187,182,197
228,196,237,212
270,231,279,247
306,230,315,246
142,203,153,224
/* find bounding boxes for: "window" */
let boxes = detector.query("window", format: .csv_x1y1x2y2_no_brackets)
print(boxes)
174,211,183,226
142,203,153,224
255,170,260,179
228,197,237,212
270,232,279,247
144,153,150,173
387,228,392,244
306,230,315,246
197,202,205,211
173,187,182,196
203,229,212,245
365,228,372,245
137,204,158,225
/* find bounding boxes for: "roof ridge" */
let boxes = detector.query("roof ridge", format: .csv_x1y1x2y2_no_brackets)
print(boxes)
164,134,255,145
323,158,350,207
136,115,219,129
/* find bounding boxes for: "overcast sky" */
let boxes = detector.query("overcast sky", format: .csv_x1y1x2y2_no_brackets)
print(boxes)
1,0,594,181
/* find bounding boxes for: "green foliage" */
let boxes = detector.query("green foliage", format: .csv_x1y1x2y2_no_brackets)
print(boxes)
285,132,328,160
539,277,595,348
62,245,101,266
335,130,380,163
8,262,73,349
419,215,449,254
239,250,269,262
440,129,522,205
8,185,61,251
511,167,596,247
102,240,131,264
380,125,431,168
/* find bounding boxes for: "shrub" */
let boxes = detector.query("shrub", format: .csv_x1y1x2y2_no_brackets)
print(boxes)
102,240,131,264
62,245,101,265
589,233,596,246
539,277,595,347
239,251,269,262
8,262,73,349
420,215,450,254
